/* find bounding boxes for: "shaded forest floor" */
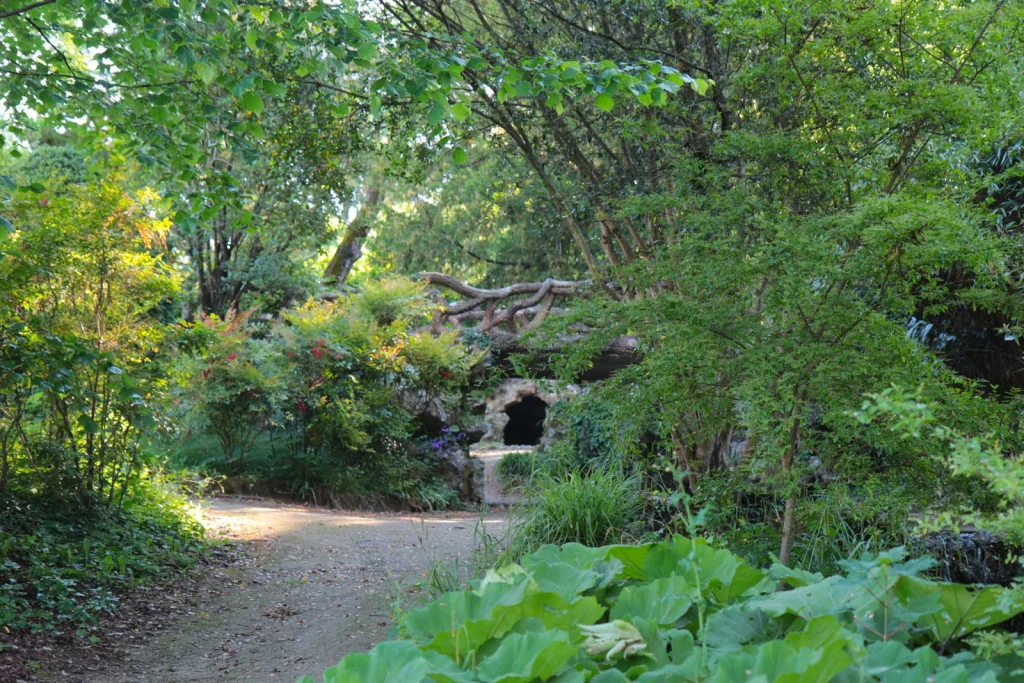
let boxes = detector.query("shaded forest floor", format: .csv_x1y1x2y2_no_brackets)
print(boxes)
30,499,506,683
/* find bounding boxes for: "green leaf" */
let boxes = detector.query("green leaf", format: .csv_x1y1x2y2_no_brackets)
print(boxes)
610,575,693,627
427,101,446,126
320,641,430,683
520,558,598,601
451,103,470,121
769,563,825,589
747,575,861,622
241,91,264,114
0,215,13,238
595,93,614,112
263,80,287,97
701,606,781,662
0,174,17,191
896,577,1024,641
174,45,196,67
475,630,577,683
452,147,468,164
546,92,564,114
710,616,855,683
196,62,219,85
644,536,764,603
357,43,377,60
78,414,101,434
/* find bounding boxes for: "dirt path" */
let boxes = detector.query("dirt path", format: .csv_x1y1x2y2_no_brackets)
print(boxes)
67,499,505,683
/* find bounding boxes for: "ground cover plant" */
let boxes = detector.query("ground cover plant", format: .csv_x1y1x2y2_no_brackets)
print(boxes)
0,484,204,634
302,536,1024,683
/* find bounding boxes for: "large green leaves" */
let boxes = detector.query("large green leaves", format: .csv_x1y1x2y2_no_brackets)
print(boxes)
710,617,854,683
896,577,1024,642
643,536,764,602
609,576,693,626
307,538,1024,683
475,631,577,683
405,568,603,662
301,641,432,683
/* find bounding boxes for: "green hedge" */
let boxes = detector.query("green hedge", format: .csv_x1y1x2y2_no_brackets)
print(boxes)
301,537,1024,682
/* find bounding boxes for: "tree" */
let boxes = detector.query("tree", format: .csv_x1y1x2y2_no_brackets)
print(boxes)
0,176,178,505
0,0,699,246
407,0,1024,565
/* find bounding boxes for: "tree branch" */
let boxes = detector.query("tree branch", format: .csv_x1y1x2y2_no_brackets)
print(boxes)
0,0,55,20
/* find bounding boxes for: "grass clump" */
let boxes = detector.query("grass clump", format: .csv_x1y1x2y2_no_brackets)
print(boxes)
496,450,538,489
503,468,641,561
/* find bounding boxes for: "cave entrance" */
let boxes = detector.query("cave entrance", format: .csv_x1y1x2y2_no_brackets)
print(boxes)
503,395,547,446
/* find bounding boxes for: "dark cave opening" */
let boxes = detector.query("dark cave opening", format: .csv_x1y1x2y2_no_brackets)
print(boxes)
503,395,547,446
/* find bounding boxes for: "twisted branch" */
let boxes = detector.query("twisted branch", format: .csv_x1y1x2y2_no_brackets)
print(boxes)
422,272,589,333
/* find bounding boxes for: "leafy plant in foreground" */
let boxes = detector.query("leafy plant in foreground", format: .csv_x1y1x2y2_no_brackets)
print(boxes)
302,536,1024,682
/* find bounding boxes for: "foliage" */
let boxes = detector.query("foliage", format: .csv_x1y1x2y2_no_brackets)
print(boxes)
503,469,642,561
0,0,704,251
0,177,178,506
4,143,90,187
496,450,538,489
302,537,1024,683
366,149,575,285
856,387,1024,544
527,0,1024,553
0,480,204,634
0,172,207,633
169,279,479,505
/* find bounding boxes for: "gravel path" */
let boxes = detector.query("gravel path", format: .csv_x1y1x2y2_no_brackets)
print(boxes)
69,499,505,683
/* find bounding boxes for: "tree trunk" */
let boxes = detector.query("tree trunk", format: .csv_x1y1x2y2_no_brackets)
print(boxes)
0,424,11,496
670,427,699,491
324,185,381,285
778,388,805,567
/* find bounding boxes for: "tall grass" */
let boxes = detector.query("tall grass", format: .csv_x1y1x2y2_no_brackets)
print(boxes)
503,468,642,561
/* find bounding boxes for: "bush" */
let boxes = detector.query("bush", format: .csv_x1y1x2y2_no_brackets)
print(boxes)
168,280,480,506
303,537,1024,683
503,468,642,561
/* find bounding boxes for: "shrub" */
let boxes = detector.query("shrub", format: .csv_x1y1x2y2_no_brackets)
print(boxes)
303,537,1024,683
504,468,642,560
168,280,480,506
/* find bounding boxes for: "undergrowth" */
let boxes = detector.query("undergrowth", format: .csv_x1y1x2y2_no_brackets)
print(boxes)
0,482,206,635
